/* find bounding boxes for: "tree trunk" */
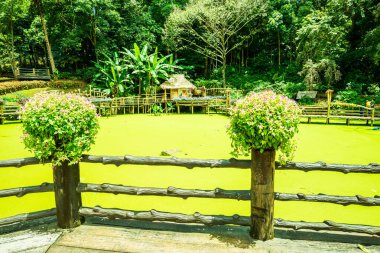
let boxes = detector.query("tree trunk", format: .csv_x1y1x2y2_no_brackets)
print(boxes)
138,79,142,96
9,8,17,78
246,48,249,67
241,49,244,67
278,31,281,69
222,56,227,88
250,149,275,241
53,161,82,228
35,0,57,79
204,57,208,77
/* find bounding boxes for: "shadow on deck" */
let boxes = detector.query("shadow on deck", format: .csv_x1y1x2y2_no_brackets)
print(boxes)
1,217,380,253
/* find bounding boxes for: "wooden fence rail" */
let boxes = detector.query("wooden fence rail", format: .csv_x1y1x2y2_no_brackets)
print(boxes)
0,183,53,198
0,209,56,227
301,100,379,126
79,206,380,236
1,155,380,238
1,155,380,174
1,207,380,236
15,68,51,80
1,182,379,206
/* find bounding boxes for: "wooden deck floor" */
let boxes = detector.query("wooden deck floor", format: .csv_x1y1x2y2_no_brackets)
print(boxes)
1,220,380,253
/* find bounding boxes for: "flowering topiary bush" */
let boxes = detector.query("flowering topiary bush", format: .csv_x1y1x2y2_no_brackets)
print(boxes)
227,90,301,163
21,92,99,166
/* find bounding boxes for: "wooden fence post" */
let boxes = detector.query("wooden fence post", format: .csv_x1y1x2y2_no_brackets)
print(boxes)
326,89,333,124
250,149,275,240
0,103,3,125
53,161,82,228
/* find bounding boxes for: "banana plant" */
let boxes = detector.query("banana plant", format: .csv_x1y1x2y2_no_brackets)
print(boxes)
121,43,149,96
122,43,180,96
93,52,131,97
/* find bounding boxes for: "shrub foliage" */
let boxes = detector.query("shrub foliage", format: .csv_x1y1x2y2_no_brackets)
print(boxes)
21,92,99,166
0,80,87,95
227,90,301,163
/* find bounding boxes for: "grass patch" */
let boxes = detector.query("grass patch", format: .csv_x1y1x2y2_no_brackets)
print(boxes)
0,114,379,226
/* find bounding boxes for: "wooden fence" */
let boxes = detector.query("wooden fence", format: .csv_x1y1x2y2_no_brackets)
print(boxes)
0,104,21,124
302,101,379,126
15,68,51,80
0,155,380,236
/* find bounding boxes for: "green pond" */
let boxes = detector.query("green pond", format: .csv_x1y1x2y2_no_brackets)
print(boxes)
0,114,379,226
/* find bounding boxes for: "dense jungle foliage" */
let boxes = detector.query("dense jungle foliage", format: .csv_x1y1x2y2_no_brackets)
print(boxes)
0,0,379,100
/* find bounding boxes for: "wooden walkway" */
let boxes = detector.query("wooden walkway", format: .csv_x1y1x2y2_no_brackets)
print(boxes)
1,219,380,253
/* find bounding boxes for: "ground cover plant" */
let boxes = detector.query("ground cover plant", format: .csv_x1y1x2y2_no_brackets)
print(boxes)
0,114,379,227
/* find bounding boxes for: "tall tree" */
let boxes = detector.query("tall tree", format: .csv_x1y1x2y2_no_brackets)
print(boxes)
164,0,267,88
0,0,29,77
33,0,56,78
362,3,380,65
296,10,349,90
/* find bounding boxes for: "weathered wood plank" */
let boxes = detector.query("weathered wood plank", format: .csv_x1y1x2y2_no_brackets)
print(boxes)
0,230,61,253
48,245,118,253
0,183,54,198
78,183,380,206
52,224,255,253
49,224,380,253
79,207,380,236
0,209,56,226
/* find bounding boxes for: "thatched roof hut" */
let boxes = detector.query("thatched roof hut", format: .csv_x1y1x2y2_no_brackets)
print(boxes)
160,74,196,99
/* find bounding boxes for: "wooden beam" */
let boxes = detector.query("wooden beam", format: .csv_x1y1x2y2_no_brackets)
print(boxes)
0,155,379,173
0,157,41,168
77,183,249,200
275,219,380,236
79,206,249,226
0,209,56,226
275,193,380,206
77,183,380,206
277,161,380,174
0,183,54,198
79,206,380,236
81,155,251,169
80,155,380,173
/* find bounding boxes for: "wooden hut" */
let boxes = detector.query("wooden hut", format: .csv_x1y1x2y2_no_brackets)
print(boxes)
160,74,196,100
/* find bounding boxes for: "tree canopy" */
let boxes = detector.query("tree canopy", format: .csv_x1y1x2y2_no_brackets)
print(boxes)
0,0,379,95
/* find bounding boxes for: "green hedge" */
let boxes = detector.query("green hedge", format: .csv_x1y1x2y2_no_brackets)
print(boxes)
0,80,87,95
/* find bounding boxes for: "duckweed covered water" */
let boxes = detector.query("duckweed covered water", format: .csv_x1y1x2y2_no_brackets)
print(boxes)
1,114,379,226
